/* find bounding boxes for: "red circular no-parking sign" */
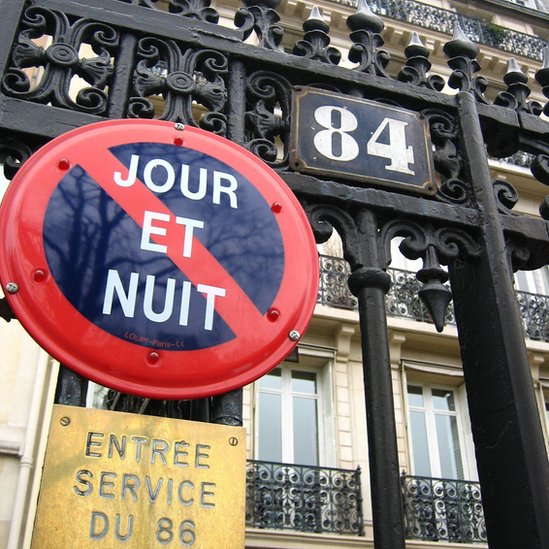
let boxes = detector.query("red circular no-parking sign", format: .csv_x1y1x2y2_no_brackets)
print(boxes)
0,120,319,398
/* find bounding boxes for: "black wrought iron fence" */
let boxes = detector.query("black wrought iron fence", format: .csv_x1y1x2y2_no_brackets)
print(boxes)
401,474,487,544
386,267,457,326
317,254,549,342
246,460,364,535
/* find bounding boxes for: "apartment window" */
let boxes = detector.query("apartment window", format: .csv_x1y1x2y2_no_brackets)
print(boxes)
505,0,537,8
86,382,110,409
515,267,549,295
389,237,422,272
256,367,320,465
407,384,465,480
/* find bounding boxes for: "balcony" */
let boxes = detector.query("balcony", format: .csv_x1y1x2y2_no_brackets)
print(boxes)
318,254,549,342
358,0,547,61
401,474,487,544
244,461,487,543
246,460,364,535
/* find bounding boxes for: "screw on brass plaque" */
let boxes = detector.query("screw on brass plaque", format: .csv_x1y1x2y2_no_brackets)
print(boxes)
59,416,71,427
229,437,239,446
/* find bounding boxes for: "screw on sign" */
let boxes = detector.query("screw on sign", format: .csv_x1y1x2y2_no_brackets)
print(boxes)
0,120,319,398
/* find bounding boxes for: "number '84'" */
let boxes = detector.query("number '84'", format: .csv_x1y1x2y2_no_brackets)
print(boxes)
312,106,415,176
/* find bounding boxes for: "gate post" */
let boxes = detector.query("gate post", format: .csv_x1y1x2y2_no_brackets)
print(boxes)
348,208,406,549
0,0,25,78
54,366,88,406
208,59,249,429
450,92,549,548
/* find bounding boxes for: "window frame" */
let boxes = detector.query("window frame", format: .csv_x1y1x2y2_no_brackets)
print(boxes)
252,346,336,467
514,267,549,295
403,370,477,481
407,384,465,479
254,363,324,466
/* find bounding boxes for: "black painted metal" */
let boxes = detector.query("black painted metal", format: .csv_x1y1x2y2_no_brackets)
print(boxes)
347,209,406,548
246,460,364,535
0,0,548,547
449,91,549,547
101,389,212,420
55,365,88,406
211,389,243,426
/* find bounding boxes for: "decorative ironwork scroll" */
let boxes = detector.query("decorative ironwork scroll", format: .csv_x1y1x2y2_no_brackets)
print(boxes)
2,6,118,114
246,460,364,535
401,474,487,544
129,36,228,131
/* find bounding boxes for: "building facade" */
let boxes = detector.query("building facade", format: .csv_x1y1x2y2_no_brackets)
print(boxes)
0,0,548,547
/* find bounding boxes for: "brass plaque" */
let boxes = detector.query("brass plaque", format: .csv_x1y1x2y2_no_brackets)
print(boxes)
31,405,246,548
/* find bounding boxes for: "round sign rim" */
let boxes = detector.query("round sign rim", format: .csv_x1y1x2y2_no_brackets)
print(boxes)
0,120,319,398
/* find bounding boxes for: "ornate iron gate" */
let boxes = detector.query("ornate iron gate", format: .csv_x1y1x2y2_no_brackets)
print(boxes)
0,1,548,547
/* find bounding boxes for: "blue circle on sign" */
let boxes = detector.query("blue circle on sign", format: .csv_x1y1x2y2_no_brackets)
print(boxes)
43,143,285,350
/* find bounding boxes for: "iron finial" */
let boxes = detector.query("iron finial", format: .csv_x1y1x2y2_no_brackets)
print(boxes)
443,21,479,59
347,0,384,33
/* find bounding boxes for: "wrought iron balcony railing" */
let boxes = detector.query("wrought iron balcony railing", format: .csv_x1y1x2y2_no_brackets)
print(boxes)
246,460,364,535
516,289,549,341
401,474,487,544
386,267,457,326
494,150,534,169
358,0,548,61
318,255,358,310
318,255,549,342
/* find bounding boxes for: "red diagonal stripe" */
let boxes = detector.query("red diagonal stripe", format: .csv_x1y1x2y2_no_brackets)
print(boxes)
78,149,270,340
